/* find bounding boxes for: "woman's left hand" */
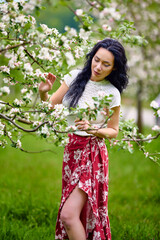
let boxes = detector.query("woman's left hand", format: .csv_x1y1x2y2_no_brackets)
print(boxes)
74,119,91,131
74,119,97,135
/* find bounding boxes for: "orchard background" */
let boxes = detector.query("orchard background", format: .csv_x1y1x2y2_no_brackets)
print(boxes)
0,0,160,239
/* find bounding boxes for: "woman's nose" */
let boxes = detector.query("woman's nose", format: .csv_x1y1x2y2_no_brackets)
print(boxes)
96,62,102,71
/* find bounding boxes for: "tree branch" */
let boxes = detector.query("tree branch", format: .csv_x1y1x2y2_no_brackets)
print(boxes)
120,132,160,142
66,4,85,27
0,113,49,132
85,0,99,10
0,41,31,53
24,47,47,72
4,128,55,154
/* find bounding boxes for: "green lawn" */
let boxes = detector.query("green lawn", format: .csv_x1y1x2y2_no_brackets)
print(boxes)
0,134,159,240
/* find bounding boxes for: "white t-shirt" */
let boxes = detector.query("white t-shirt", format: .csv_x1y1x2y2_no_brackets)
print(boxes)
62,69,121,136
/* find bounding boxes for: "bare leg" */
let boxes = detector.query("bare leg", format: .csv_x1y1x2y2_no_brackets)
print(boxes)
60,186,87,240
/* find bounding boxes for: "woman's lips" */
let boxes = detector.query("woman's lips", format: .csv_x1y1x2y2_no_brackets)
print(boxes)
94,70,100,76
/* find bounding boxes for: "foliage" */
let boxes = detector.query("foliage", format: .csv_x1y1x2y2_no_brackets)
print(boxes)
0,0,159,164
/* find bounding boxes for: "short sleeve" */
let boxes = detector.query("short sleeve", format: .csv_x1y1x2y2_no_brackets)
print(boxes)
109,89,121,108
63,69,80,87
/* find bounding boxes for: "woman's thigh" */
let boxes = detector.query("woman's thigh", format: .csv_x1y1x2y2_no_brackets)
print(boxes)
61,186,88,219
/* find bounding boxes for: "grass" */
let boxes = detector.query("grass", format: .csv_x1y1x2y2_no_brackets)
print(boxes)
0,133,160,240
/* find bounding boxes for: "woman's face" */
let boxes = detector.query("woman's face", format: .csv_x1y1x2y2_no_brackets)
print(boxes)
91,47,114,82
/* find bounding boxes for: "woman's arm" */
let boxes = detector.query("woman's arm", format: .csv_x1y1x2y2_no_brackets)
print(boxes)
75,106,120,139
49,82,69,107
39,73,69,108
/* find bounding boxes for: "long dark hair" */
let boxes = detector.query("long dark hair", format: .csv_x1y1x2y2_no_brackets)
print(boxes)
64,38,129,108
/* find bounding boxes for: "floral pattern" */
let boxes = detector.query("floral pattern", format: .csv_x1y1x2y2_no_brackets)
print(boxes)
55,133,111,240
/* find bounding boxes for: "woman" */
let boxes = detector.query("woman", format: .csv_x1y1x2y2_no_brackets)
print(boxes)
39,38,128,240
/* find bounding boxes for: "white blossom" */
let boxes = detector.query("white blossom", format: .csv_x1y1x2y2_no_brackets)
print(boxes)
0,3,8,14
150,100,159,109
12,2,19,11
2,14,10,23
34,69,45,78
0,86,10,95
15,15,28,27
75,9,83,16
39,113,46,119
8,132,12,138
52,28,59,36
33,121,39,127
0,104,5,110
157,109,160,117
0,22,6,31
21,88,28,94
0,130,4,136
41,125,50,136
100,7,121,20
25,90,33,100
38,47,53,61
74,47,84,58
17,139,22,148
63,41,71,50
17,46,25,58
23,0,42,13
60,137,69,146
23,63,33,75
0,66,10,74
102,24,112,31
8,55,18,68
132,127,137,136
10,108,20,115
40,24,52,35
13,98,23,107
41,101,52,109
0,122,5,130
65,52,76,67
68,28,77,37
146,134,152,143
24,112,30,120
79,28,91,42
152,125,160,131
3,78,10,84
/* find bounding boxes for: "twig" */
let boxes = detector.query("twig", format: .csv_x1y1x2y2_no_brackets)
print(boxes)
122,134,160,166
0,41,31,53
95,0,105,8
0,101,15,108
4,128,55,154
119,132,160,142
85,0,99,10
17,117,33,125
0,113,49,132
66,4,85,27
24,47,47,72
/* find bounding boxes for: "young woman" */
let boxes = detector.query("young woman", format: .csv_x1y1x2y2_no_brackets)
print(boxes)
39,38,128,240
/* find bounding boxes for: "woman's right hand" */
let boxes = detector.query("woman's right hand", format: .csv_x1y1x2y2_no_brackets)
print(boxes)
39,72,56,93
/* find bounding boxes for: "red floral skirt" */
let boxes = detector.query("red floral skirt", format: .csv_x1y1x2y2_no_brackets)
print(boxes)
55,133,111,240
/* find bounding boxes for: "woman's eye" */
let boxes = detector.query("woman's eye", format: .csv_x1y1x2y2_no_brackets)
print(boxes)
104,64,110,67
95,58,99,62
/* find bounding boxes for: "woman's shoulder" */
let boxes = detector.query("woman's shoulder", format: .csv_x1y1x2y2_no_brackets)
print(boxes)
63,69,81,87
103,82,121,108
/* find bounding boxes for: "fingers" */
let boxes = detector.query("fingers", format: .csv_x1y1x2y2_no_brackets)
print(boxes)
46,72,56,84
75,119,90,130
46,79,52,88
